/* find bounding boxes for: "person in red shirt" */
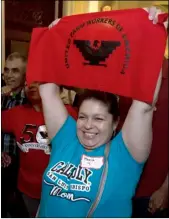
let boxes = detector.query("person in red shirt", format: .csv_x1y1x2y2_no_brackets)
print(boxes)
118,57,168,217
2,82,78,217
132,57,168,218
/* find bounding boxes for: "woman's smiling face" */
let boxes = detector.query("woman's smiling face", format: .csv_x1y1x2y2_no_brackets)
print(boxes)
77,99,115,149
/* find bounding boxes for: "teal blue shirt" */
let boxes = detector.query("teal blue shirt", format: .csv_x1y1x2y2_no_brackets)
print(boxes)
39,116,144,217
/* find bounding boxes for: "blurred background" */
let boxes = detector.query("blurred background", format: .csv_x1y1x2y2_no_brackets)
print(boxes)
1,0,168,71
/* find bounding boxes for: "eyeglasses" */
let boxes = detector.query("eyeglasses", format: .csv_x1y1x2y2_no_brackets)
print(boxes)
4,67,20,75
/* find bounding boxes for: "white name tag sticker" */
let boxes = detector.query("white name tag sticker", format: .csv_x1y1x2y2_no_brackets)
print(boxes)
80,155,104,169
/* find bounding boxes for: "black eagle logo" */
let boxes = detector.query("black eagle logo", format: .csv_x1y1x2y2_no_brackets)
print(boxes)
74,40,121,67
39,131,48,139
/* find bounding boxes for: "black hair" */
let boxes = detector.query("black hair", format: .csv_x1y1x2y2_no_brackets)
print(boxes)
77,89,120,122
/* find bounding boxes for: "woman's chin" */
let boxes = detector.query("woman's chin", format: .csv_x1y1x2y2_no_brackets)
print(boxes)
78,133,103,149
80,139,96,148
80,139,101,149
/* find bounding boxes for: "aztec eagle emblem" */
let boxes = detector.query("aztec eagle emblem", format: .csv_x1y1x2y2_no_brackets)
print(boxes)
74,40,121,67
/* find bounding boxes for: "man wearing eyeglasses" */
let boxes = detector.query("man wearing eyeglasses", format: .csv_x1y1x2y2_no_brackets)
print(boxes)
1,52,29,217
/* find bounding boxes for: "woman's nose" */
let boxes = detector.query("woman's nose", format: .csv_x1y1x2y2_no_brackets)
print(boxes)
84,119,93,129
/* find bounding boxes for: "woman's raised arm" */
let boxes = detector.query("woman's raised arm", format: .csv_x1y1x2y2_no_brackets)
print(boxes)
39,83,68,140
122,70,162,163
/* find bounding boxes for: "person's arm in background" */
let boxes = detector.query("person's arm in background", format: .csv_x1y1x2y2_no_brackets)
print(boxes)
148,174,168,213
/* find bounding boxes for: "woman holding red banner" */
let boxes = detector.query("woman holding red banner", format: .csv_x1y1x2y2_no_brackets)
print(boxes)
35,7,167,218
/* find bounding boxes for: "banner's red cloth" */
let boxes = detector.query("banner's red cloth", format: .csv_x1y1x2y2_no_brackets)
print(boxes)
26,8,168,103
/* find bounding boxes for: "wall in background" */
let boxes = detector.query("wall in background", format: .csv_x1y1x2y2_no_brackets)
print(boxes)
5,1,55,33
11,40,30,56
5,0,55,58
55,1,59,19
63,1,100,16
62,0,168,16
2,1,5,71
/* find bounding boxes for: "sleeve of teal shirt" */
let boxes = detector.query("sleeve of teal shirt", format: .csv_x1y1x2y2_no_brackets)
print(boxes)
50,116,77,155
109,131,145,198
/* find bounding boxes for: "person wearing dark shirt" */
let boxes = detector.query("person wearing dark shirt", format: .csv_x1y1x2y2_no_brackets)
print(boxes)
1,52,28,218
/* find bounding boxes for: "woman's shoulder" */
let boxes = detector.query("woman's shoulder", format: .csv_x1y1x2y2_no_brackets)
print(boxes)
110,130,144,166
111,130,123,145
51,115,77,145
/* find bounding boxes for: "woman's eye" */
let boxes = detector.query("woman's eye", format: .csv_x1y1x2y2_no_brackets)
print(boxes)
95,118,103,121
78,116,85,119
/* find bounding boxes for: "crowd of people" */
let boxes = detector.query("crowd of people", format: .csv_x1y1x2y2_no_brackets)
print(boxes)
1,6,168,218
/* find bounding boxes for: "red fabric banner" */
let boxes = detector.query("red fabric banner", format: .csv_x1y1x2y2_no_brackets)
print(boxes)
26,8,168,103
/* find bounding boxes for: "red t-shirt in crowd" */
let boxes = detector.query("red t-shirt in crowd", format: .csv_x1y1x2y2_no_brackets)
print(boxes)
135,75,168,197
118,59,168,197
2,104,78,199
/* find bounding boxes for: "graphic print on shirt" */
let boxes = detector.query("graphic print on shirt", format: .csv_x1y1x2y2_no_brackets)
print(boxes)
17,124,50,154
45,161,94,202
